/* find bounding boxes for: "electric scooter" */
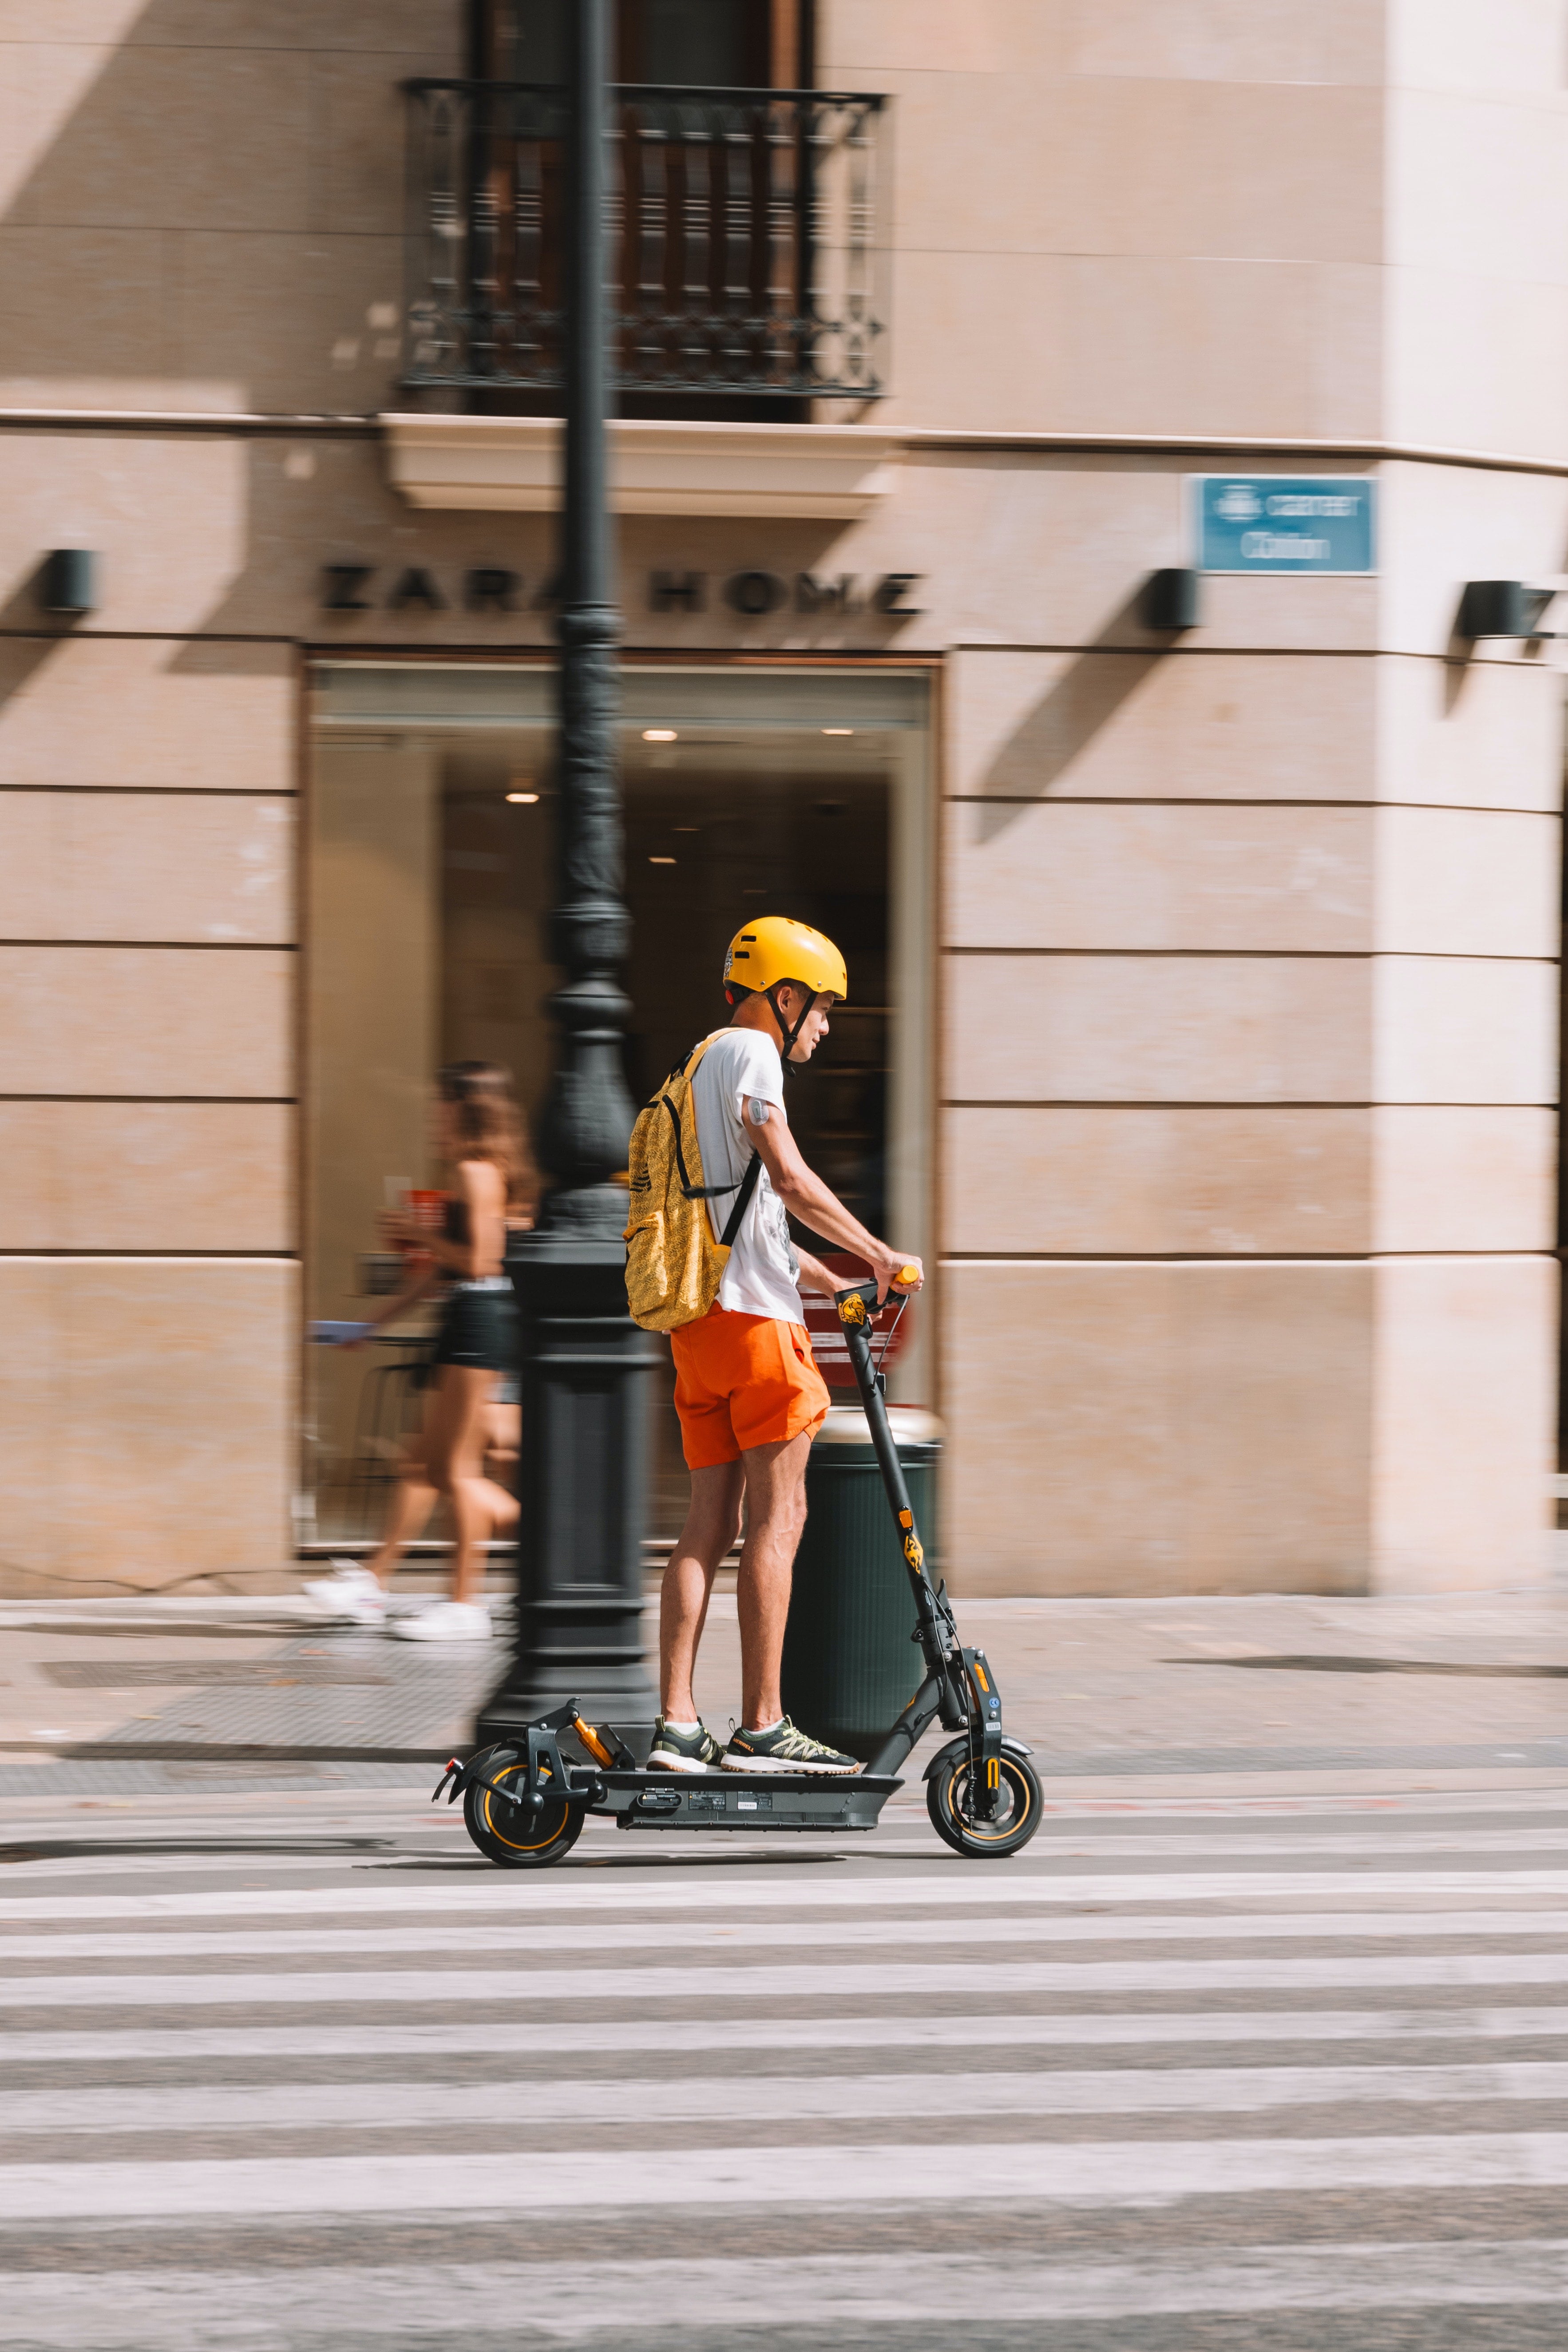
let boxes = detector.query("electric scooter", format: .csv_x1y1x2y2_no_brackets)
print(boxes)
434,1275,1042,1865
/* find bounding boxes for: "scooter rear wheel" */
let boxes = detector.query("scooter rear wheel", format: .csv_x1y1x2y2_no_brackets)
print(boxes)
927,1750,1041,1859
463,1757,583,1869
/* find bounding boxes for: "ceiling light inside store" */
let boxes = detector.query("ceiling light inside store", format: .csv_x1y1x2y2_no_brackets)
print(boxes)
505,790,540,804
642,728,677,742
821,727,854,736
649,855,677,865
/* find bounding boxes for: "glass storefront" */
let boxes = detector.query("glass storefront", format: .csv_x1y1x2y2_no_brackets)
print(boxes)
302,659,933,1551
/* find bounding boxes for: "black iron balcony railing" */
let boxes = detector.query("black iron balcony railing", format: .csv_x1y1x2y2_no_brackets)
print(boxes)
403,79,886,401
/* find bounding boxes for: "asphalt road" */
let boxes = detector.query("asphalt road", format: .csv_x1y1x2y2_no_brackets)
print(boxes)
5,1772,1568,2350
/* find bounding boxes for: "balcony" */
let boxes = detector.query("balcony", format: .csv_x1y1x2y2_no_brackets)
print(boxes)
402,79,886,406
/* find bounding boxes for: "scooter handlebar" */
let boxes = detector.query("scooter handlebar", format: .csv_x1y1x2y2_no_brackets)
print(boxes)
834,1272,920,1322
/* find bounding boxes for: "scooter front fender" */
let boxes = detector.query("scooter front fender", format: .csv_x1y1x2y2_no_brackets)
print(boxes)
922,1733,1033,1781
432,1743,519,1805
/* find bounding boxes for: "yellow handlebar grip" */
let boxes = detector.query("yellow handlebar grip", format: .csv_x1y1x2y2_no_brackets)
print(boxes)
897,1265,919,1286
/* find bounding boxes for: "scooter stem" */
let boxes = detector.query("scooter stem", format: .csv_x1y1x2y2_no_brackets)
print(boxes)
833,1280,943,1635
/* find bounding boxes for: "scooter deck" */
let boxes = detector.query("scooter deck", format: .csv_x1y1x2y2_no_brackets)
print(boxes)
598,1768,902,1834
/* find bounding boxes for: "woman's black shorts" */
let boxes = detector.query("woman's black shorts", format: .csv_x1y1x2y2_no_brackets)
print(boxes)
433,1282,517,1375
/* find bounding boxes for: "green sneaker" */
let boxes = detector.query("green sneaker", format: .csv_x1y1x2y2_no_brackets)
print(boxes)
647,1717,725,1773
721,1717,862,1777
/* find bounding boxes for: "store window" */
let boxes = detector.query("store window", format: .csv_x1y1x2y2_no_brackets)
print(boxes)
304,662,932,1552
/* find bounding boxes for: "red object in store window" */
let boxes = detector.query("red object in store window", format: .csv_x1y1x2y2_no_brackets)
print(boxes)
400,1188,448,1259
800,1251,915,1390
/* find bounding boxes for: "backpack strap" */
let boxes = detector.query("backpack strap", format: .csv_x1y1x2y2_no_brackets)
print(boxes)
660,1092,762,1220
662,1094,731,1200
717,1151,763,1247
658,1033,765,1224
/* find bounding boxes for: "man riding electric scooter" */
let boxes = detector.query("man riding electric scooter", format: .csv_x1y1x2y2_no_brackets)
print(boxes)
649,916,925,1779
437,913,1039,1861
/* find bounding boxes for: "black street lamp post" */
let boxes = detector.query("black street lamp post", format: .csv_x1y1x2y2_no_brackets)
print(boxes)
478,0,658,1746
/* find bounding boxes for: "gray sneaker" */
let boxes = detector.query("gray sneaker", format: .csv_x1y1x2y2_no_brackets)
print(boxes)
647,1717,725,1773
721,1717,862,1776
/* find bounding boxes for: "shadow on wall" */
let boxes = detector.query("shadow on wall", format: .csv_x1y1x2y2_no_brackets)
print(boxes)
0,0,463,417
0,579,83,711
1438,557,1568,717
971,583,1184,841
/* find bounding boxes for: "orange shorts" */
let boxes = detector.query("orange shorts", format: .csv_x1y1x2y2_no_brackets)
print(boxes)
670,1304,831,1469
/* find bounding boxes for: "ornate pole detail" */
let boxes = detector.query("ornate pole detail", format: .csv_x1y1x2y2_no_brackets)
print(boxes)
538,620,637,1223
479,0,657,1746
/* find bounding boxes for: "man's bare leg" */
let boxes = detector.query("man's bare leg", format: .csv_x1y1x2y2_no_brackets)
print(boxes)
660,1460,744,1722
735,1428,813,1730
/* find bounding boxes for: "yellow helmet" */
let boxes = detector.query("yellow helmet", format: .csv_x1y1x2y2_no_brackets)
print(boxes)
723,916,848,1003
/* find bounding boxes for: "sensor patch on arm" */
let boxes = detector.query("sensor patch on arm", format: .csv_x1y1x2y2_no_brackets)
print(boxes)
746,1097,772,1126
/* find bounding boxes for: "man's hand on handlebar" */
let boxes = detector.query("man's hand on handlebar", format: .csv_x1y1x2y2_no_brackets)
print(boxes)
823,1252,924,1308
871,1251,923,1307
799,1248,925,1309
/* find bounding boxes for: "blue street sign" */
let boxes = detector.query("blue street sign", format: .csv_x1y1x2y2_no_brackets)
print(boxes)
1193,476,1376,575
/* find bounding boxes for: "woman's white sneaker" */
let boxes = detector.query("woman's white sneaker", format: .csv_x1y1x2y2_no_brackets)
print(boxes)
389,1600,492,1643
301,1561,387,1626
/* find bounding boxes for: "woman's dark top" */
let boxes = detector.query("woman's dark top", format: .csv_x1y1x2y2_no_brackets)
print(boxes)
434,1184,515,1373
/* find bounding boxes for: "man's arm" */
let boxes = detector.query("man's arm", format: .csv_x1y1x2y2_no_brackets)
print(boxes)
742,1097,923,1305
793,1246,846,1301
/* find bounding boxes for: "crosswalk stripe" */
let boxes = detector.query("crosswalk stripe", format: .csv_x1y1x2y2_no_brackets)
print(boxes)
7,1950,1568,2007
1006,1828,1568,1857
12,2133,1568,2223
6,2004,1568,2066
7,1864,1568,1924
10,1907,1568,1965
1030,1828,1568,1858
0,1848,456,1888
3,2242,1568,2341
12,2058,1568,2141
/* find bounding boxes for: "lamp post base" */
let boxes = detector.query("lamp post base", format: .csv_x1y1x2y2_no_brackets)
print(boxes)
477,1191,659,1753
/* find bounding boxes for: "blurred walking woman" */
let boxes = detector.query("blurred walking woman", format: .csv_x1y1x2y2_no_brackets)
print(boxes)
306,1062,535,1643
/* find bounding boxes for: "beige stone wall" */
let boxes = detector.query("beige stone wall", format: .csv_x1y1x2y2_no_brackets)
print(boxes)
937,605,1561,1593
0,638,299,1587
0,0,448,1587
0,2,463,417
0,417,304,1583
924,459,1560,1595
1383,0,1568,463
821,0,1385,437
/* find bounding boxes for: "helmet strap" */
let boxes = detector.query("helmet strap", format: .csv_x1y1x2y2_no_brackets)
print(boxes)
767,983,816,1069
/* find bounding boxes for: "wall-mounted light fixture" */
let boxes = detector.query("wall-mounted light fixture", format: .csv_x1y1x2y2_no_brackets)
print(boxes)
1458,579,1560,639
1144,567,1201,632
40,550,97,615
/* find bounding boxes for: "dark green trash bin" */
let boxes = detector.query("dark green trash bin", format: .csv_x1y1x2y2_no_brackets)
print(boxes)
780,1406,942,1763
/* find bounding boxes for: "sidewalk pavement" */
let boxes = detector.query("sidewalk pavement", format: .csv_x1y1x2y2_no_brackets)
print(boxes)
2,1585,1567,1814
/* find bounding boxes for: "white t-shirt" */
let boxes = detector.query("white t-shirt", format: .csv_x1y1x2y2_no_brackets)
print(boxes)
689,1026,803,1322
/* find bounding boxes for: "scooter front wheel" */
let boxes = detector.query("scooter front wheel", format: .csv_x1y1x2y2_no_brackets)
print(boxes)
927,1750,1041,1859
463,1757,583,1869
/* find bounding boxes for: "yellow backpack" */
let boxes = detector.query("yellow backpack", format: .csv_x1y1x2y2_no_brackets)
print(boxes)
623,1033,764,1333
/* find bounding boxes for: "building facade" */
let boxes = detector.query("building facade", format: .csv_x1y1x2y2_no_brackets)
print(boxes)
1,1,1561,1596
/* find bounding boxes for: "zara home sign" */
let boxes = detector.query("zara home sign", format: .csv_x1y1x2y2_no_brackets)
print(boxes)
320,564,923,615
1192,477,1376,575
